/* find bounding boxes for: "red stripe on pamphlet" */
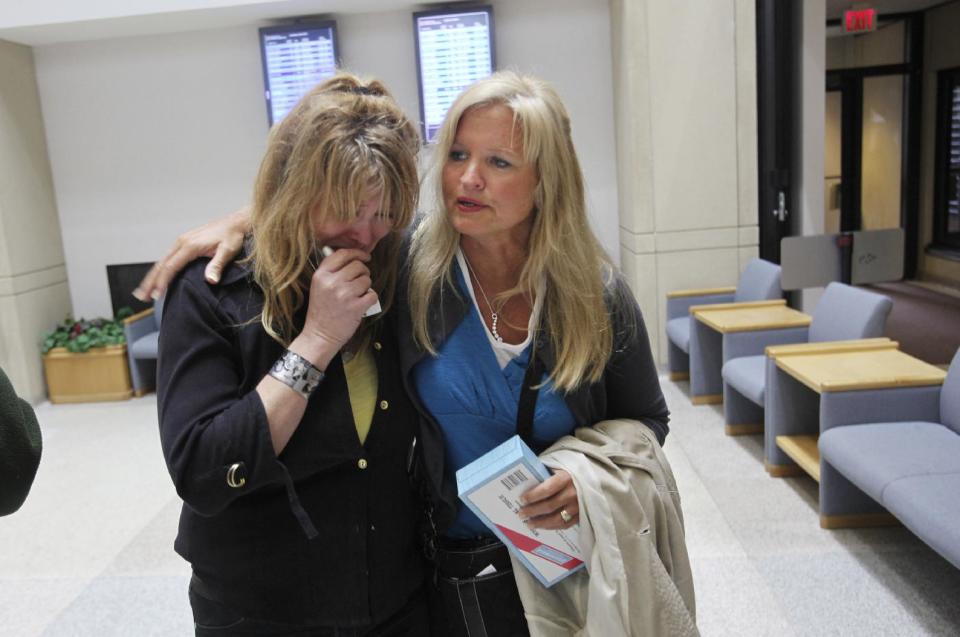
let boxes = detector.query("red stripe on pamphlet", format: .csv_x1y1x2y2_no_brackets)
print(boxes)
495,525,583,570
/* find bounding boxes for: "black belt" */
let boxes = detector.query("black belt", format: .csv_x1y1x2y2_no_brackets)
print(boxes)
433,536,513,580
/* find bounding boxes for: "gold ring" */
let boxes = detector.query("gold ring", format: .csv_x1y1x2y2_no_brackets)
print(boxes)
560,509,573,524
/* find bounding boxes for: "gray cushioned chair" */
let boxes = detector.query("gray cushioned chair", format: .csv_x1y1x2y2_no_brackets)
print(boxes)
123,296,163,395
721,282,892,432
665,258,781,380
818,349,960,568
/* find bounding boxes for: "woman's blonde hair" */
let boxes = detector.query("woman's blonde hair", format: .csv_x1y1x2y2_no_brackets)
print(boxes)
408,70,617,391
248,72,420,345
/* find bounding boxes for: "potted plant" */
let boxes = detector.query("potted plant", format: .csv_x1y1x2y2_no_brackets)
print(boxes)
41,309,135,403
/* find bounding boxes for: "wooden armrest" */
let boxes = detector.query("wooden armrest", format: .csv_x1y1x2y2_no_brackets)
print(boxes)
818,375,946,392
766,338,896,358
123,308,155,325
689,299,785,313
774,349,947,393
666,286,736,299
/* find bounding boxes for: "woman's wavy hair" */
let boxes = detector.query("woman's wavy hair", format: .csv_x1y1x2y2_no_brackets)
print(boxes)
248,72,420,345
408,70,619,391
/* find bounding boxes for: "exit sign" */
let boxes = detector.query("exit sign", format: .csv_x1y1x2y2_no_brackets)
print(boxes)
844,8,878,34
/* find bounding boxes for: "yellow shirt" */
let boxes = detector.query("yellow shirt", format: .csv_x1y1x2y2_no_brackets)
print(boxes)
343,345,378,444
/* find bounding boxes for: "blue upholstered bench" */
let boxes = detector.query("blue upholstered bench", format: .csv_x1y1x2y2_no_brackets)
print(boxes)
722,282,892,439
818,349,960,569
122,296,163,395
665,258,782,381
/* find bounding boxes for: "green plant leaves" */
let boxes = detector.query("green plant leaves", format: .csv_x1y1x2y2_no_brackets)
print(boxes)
40,310,130,355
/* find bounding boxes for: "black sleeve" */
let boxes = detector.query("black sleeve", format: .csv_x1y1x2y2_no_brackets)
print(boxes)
157,272,284,516
0,367,42,516
602,276,671,445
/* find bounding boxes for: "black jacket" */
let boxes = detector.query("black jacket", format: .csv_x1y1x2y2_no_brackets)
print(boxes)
157,257,423,626
396,263,670,532
0,366,41,516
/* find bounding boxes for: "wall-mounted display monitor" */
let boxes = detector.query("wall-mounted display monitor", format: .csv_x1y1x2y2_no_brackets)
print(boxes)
259,21,339,126
413,5,495,144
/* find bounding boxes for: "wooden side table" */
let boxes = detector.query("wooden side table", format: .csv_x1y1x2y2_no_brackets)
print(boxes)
764,340,946,527
688,300,811,404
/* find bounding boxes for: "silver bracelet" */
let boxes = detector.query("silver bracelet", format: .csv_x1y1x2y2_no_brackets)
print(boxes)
269,350,324,399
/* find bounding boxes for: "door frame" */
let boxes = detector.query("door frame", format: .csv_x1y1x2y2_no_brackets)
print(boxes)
756,0,802,265
823,12,923,278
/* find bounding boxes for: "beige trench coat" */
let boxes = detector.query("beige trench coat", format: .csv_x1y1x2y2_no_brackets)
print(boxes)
510,419,698,636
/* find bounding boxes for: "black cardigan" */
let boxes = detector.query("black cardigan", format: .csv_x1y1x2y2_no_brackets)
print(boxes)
157,257,423,626
0,366,41,516
396,262,670,532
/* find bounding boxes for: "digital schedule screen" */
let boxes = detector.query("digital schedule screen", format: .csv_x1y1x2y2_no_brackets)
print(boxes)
259,21,339,126
414,6,495,144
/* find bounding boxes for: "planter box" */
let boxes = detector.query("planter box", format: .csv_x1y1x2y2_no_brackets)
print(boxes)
43,345,133,404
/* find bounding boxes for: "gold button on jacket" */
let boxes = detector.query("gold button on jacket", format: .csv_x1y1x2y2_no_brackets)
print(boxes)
357,458,369,470
226,463,246,488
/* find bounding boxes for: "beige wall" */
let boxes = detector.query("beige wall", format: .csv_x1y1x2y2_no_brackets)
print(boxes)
612,0,759,363
920,1,960,289
826,20,904,71
35,0,621,319
0,39,71,403
798,0,827,312
825,91,842,234
861,74,903,231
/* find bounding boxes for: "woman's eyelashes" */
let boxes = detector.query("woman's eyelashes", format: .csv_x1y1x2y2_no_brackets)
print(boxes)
447,149,513,169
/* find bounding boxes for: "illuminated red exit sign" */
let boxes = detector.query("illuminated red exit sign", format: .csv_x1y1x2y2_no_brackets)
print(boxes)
844,8,878,34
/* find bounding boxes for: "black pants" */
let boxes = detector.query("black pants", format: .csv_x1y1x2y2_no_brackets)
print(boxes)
188,577,430,637
428,537,529,637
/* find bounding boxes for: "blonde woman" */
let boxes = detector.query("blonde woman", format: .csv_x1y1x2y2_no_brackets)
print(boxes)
399,72,669,634
143,71,670,635
156,73,429,635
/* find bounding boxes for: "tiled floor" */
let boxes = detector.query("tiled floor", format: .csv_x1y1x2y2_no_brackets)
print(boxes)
2,378,959,636
0,397,190,636
664,378,960,637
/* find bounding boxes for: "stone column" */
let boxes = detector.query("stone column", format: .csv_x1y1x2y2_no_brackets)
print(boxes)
610,0,760,363
0,39,72,404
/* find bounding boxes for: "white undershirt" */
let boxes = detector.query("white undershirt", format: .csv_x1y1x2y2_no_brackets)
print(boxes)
456,248,543,369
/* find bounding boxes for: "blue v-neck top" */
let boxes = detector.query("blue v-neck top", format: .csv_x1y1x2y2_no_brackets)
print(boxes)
412,263,576,538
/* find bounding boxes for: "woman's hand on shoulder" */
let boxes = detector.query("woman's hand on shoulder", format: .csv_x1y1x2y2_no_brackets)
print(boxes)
518,469,579,530
134,207,251,301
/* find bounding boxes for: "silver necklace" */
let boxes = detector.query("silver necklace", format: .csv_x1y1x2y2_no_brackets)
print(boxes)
462,252,504,343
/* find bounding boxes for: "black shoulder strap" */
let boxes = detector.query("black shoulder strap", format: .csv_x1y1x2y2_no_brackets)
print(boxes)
516,341,543,446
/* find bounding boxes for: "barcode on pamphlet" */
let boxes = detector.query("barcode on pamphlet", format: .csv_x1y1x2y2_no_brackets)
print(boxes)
500,470,529,491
